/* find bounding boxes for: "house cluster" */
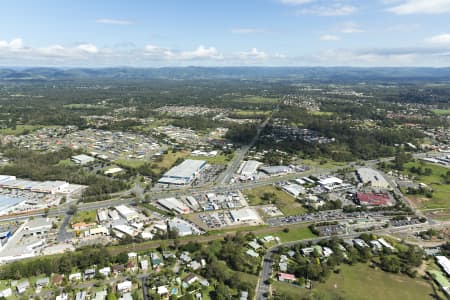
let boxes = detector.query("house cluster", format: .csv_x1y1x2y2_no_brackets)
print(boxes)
73,204,202,243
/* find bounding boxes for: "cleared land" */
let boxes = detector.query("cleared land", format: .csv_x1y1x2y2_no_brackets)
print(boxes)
188,153,234,165
244,186,306,216
234,96,279,104
403,161,450,210
432,109,450,116
0,125,58,136
258,226,315,243
71,210,97,224
273,263,436,300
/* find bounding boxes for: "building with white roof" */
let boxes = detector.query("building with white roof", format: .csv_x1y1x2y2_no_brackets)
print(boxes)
238,160,261,177
357,168,390,189
115,205,140,221
158,159,206,185
436,256,450,277
230,208,260,223
71,154,95,165
157,198,190,214
117,281,132,292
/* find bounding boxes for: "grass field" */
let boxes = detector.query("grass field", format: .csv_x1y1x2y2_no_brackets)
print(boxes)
273,263,436,300
152,151,189,174
0,125,58,136
244,186,307,216
308,111,334,116
300,158,346,169
260,226,316,243
432,109,450,116
188,153,234,165
402,161,450,209
234,96,279,104
71,210,97,224
230,109,271,118
115,158,147,169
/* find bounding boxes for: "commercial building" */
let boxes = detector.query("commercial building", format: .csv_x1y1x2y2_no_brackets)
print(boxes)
157,198,190,214
230,208,260,223
281,183,305,197
259,165,291,176
238,160,262,177
356,168,390,189
115,205,140,221
356,192,391,206
436,256,450,277
71,154,95,165
158,159,206,185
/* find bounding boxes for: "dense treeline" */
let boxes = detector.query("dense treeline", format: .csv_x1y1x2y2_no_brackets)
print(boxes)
0,146,129,198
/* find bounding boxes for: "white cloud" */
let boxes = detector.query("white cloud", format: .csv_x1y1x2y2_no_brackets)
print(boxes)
278,0,314,4
297,3,357,16
96,18,134,25
387,0,450,14
238,48,268,59
320,34,341,41
0,38,25,51
231,28,266,34
427,33,450,45
336,22,364,33
77,44,99,54
144,45,223,60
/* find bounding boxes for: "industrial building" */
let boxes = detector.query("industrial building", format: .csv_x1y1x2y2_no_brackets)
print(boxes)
356,168,390,189
259,165,291,176
281,183,305,197
115,205,140,221
158,159,206,185
0,177,69,194
238,160,262,177
230,208,260,223
356,192,392,206
157,198,190,214
71,154,95,165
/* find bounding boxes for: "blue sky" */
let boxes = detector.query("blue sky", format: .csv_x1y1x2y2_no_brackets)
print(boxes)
1,0,450,67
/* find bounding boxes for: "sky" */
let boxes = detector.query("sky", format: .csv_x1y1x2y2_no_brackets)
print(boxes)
1,0,450,67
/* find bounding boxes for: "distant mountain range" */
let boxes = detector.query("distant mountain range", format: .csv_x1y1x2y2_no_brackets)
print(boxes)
1,67,450,82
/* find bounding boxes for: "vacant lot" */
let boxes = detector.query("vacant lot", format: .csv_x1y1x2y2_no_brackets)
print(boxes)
244,186,306,216
273,263,436,300
403,161,450,210
432,109,450,116
234,96,279,104
71,210,97,224
259,226,316,243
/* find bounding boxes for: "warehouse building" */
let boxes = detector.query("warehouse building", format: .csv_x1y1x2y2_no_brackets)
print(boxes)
115,205,140,222
71,154,95,165
356,168,390,189
238,160,262,177
157,197,190,214
158,159,206,185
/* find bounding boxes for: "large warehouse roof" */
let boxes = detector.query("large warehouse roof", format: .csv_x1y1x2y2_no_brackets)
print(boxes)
357,168,390,188
162,159,206,180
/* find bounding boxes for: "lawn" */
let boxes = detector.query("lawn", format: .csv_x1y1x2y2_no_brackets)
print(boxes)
261,226,316,243
230,109,271,118
403,161,450,209
0,125,57,136
115,158,147,169
188,153,234,165
152,151,189,174
273,263,436,300
308,111,334,117
244,186,306,216
71,210,97,224
432,109,450,116
234,96,279,104
300,158,346,169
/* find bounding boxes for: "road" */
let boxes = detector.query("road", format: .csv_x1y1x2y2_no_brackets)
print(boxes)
254,220,450,300
216,104,276,185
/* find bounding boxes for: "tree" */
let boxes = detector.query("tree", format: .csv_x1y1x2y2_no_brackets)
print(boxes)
380,255,401,273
